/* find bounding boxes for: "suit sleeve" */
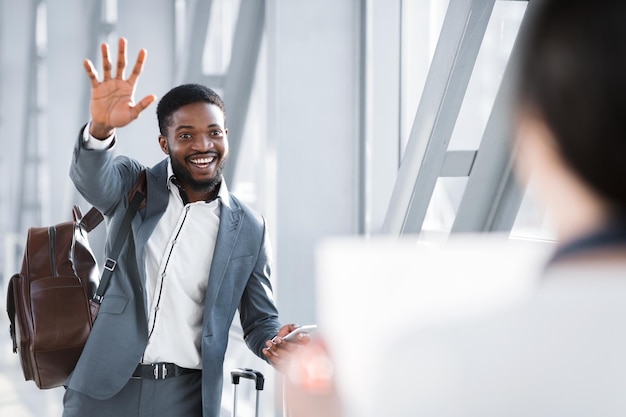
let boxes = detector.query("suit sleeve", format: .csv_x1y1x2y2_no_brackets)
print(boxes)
239,216,281,359
69,124,143,214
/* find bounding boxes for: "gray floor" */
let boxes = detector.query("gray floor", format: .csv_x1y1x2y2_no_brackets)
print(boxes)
0,311,64,417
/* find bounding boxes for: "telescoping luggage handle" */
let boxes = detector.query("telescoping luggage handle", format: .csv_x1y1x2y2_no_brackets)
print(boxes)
231,368,264,417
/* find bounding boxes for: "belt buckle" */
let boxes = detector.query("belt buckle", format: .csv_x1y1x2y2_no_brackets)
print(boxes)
152,363,168,380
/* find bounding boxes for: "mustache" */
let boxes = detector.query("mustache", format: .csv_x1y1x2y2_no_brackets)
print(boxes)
185,151,220,160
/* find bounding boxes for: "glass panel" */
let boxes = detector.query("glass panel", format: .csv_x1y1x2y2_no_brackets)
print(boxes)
203,0,241,74
174,0,186,58
400,0,450,154
102,0,118,25
510,176,557,242
401,1,529,235
231,38,269,213
422,177,468,233
448,1,526,151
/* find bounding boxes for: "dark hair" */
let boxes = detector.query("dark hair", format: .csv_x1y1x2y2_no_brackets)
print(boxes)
515,0,626,209
156,83,225,135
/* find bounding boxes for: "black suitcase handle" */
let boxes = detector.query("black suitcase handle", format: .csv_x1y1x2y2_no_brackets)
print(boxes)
231,368,265,390
230,368,265,417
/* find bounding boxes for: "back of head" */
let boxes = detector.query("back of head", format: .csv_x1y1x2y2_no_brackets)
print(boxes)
156,83,225,135
515,0,626,211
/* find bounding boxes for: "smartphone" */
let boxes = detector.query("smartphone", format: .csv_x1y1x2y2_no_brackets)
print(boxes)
283,324,317,342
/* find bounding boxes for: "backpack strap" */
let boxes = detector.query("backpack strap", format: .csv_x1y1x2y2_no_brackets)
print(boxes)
78,170,147,234
6,275,18,353
128,170,147,210
79,207,105,233
91,170,147,303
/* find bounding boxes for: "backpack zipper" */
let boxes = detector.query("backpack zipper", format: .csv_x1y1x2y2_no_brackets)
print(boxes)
49,226,56,275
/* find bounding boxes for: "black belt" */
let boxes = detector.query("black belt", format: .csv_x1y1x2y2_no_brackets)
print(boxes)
132,363,201,380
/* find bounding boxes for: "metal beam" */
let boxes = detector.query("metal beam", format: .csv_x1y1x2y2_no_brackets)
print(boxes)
174,0,212,84
441,150,477,177
451,0,535,233
367,0,403,234
382,0,496,235
222,0,265,183
80,0,114,148
17,0,46,232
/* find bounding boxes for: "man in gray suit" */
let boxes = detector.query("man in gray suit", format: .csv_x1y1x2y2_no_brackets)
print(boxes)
63,37,304,417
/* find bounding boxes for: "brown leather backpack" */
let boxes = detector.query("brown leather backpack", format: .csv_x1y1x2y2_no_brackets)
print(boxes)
6,206,104,389
6,171,146,389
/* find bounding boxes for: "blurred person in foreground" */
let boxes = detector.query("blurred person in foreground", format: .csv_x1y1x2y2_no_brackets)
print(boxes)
284,0,626,415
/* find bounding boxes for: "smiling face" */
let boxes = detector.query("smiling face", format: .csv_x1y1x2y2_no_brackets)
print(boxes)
158,101,229,202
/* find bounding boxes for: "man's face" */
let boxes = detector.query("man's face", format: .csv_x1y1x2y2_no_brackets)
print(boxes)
159,102,229,195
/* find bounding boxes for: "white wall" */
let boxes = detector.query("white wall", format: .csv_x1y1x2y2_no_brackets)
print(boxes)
267,0,363,324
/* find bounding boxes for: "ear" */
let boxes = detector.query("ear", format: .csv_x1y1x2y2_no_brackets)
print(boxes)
158,135,169,155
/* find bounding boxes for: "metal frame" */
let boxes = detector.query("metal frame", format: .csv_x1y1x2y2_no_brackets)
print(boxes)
17,0,47,232
75,0,118,137
451,0,535,233
382,0,497,235
358,0,369,234
365,0,403,234
441,150,477,177
220,0,266,183
174,0,213,85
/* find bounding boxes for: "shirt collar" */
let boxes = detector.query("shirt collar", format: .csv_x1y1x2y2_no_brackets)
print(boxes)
166,159,231,208
547,216,626,266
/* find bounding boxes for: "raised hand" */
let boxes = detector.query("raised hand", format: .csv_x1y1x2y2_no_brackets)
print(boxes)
83,37,157,139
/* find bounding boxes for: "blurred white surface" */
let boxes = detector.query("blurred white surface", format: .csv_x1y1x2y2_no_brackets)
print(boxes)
315,234,553,417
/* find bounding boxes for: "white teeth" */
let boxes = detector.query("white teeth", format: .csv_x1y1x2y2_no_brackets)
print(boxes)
191,157,215,164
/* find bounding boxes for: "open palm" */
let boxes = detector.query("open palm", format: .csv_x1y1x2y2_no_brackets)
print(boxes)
83,38,156,136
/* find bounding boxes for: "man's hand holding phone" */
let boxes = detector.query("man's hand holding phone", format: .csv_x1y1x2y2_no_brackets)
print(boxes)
283,324,318,342
263,324,317,371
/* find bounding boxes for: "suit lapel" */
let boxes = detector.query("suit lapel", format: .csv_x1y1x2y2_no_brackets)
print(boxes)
133,161,169,285
204,197,243,315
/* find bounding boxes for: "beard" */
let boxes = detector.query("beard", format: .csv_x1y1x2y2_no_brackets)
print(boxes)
170,153,228,195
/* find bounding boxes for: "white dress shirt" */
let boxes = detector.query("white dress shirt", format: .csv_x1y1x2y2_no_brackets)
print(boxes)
84,125,229,369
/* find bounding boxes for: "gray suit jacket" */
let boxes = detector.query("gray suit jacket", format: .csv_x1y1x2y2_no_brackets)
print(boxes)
67,126,281,417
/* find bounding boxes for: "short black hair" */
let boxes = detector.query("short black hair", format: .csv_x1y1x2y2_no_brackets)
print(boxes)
515,0,626,210
156,83,225,135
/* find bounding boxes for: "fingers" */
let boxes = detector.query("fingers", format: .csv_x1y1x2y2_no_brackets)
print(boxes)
134,94,158,115
263,336,280,358
83,59,99,88
129,95,157,121
115,37,127,80
264,334,300,359
100,43,112,81
294,332,311,345
100,38,128,81
90,38,147,86
277,323,300,338
262,344,278,366
127,48,148,86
